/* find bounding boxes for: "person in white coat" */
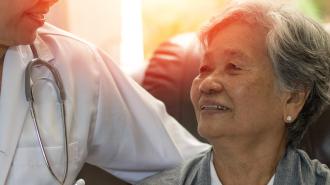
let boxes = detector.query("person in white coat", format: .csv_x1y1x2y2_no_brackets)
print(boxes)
0,0,210,184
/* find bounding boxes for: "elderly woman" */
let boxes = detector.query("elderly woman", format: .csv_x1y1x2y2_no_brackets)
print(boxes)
139,0,330,185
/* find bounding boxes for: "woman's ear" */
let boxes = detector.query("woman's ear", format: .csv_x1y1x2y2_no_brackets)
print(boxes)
283,90,310,124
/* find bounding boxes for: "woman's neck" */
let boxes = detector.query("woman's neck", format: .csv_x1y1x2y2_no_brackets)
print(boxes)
211,131,287,185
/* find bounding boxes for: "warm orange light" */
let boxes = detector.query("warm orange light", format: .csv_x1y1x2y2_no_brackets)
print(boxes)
142,0,228,58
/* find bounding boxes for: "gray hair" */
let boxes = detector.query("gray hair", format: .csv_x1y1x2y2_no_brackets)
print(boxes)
199,0,330,147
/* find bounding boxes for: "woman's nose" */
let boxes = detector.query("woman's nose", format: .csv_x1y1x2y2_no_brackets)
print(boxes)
199,75,223,95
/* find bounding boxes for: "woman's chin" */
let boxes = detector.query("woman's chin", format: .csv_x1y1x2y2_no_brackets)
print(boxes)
197,124,223,140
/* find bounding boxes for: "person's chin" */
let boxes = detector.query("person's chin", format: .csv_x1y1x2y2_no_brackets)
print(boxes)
16,18,42,45
22,14,45,31
197,123,221,139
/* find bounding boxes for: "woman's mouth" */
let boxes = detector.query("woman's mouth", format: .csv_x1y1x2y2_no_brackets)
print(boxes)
200,105,230,111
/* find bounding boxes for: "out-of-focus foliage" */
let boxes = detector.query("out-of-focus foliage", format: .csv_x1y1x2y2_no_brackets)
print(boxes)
296,0,321,21
296,0,330,22
313,0,330,22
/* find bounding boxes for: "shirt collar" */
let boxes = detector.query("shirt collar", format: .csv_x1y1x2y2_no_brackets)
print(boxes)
210,152,275,185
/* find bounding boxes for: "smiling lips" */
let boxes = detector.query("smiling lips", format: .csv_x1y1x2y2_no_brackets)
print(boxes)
24,7,49,27
25,12,46,23
200,105,230,111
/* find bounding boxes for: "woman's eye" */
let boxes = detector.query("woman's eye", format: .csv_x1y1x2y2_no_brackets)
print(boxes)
228,63,242,71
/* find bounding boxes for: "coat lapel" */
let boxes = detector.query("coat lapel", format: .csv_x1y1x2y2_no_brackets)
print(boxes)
0,45,32,184
0,35,54,184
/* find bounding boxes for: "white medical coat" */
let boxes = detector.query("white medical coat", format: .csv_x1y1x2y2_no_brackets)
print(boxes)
0,23,210,185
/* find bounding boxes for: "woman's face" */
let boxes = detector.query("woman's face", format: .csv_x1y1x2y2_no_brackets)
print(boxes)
0,0,57,46
191,21,288,142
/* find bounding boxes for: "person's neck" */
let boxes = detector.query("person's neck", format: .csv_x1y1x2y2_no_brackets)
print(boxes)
0,45,8,60
210,131,287,185
0,45,7,93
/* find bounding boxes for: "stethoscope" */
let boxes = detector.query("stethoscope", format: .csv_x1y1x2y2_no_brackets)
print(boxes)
24,45,84,185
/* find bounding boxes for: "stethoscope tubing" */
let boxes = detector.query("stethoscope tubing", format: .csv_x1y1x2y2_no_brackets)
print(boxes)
25,44,68,185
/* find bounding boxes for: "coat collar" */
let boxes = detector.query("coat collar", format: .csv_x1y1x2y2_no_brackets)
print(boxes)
0,33,54,184
32,34,54,62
